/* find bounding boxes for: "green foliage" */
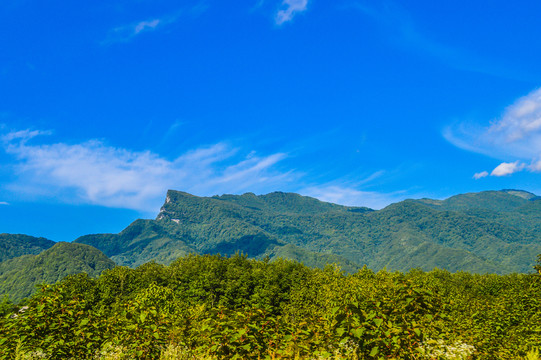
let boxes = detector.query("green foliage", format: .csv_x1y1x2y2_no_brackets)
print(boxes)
0,295,15,317
1,254,540,359
0,242,115,301
535,254,541,275
75,190,541,273
0,233,54,263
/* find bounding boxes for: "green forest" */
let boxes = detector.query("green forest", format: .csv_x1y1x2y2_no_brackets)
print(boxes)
0,242,115,301
1,253,540,360
75,190,541,274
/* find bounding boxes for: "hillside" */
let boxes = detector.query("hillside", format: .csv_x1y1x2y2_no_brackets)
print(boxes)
2,254,539,359
0,233,55,262
75,189,541,274
0,242,115,301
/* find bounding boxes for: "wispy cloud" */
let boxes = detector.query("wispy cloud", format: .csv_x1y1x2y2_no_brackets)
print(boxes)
1,128,426,212
1,129,52,142
473,171,488,180
1,130,293,212
134,19,161,35
275,0,308,25
103,19,159,44
103,16,172,44
0,201,9,205
101,3,211,46
530,159,541,172
445,87,541,178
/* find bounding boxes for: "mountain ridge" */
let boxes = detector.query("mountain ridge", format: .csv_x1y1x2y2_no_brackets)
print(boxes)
75,189,541,274
0,233,55,263
2,188,541,301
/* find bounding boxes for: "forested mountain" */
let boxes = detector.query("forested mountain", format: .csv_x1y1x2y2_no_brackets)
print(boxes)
0,242,115,301
0,233,55,262
75,189,541,274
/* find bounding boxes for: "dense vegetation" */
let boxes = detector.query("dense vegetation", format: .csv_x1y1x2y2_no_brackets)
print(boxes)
1,254,540,359
76,189,541,273
0,242,115,301
0,234,54,263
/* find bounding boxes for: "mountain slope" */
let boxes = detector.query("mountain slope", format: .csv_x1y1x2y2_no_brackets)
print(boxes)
75,189,541,274
415,190,535,212
0,233,55,262
0,242,115,301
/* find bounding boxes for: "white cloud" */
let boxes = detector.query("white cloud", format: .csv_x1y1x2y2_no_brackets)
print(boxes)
275,0,308,25
490,88,541,142
490,161,525,177
0,129,422,213
445,88,541,177
301,185,407,210
1,130,293,212
0,201,9,205
473,171,488,180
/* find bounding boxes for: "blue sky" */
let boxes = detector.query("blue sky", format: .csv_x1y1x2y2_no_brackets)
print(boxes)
1,0,541,241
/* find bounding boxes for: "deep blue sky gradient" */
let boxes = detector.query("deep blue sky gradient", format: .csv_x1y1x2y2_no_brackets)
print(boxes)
1,0,541,241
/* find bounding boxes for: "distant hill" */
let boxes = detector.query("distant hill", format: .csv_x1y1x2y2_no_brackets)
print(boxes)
75,189,541,274
0,242,115,301
415,189,537,212
0,233,55,263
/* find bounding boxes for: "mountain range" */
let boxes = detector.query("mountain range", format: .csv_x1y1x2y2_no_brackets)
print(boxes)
76,189,541,273
2,188,541,301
